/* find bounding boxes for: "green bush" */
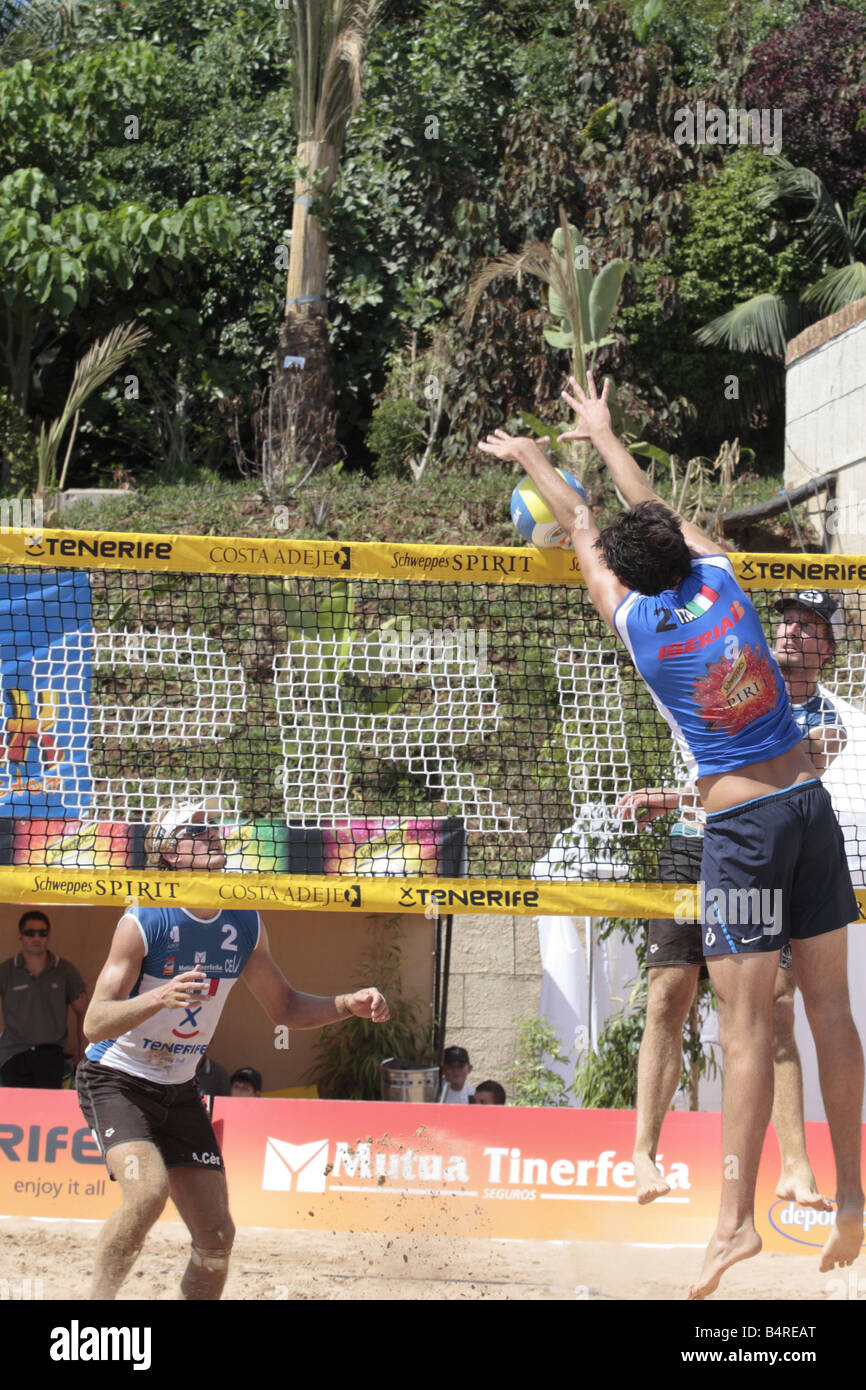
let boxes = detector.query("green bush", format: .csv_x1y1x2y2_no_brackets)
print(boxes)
307,917,433,1100
508,1016,572,1107
366,397,427,478
0,387,37,495
573,992,646,1109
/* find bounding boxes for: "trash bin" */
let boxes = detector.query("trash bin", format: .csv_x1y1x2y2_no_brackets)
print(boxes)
379,1057,441,1103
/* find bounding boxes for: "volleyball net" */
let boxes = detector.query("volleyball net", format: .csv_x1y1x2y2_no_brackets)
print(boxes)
2,528,866,917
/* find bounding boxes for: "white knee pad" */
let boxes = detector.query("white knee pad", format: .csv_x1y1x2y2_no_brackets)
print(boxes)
190,1245,230,1273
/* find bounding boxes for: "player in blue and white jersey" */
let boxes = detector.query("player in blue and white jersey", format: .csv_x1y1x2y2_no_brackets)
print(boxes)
479,374,863,1299
619,591,847,1215
77,800,389,1301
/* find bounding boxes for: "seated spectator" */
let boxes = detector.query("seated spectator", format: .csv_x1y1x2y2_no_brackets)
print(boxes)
0,910,88,1088
472,1080,506,1105
230,1066,263,1097
196,1054,231,1097
439,1046,474,1104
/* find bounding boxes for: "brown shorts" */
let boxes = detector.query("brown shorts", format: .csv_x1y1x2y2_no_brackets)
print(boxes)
77,1058,223,1174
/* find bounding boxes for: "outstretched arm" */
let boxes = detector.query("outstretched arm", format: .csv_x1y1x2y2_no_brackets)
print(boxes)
478,430,628,629
243,922,389,1029
559,374,725,559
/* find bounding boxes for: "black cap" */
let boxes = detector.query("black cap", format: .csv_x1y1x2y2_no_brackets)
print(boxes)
774,590,844,643
443,1046,470,1064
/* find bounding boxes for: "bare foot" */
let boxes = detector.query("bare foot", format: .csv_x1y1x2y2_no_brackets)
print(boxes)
775,1170,833,1211
633,1153,671,1205
688,1225,762,1300
819,1206,864,1273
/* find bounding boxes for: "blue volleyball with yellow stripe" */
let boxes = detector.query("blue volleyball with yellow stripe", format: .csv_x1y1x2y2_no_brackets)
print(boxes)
510,469,587,549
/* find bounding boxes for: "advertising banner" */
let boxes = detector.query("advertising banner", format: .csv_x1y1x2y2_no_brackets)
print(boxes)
0,1091,856,1255
0,570,92,819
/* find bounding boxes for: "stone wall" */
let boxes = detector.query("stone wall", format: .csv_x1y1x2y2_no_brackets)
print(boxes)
785,297,866,552
441,913,542,1097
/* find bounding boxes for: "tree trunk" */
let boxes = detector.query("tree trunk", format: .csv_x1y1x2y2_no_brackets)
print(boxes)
274,140,341,485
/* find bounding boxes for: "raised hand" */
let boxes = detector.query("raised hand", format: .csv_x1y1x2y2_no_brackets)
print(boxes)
477,429,543,466
559,371,612,442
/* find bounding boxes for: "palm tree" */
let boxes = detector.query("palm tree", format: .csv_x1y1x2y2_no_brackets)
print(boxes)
276,0,380,476
36,321,151,498
0,0,77,66
696,156,866,359
464,208,628,474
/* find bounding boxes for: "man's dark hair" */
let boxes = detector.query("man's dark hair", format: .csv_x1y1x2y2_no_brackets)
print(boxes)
595,501,692,596
230,1066,262,1092
474,1080,506,1104
18,909,50,933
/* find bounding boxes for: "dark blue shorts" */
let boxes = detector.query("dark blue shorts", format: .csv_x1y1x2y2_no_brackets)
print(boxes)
700,779,858,958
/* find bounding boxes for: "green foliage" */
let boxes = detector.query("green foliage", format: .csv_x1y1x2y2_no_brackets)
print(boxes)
0,0,846,490
0,383,36,491
573,989,646,1109
508,1016,572,1107
326,0,521,434
0,164,237,402
619,149,813,460
308,917,433,1099
367,397,427,478
546,220,629,370
742,4,866,204
0,33,245,481
690,155,866,446
632,0,663,47
283,0,379,146
35,321,150,495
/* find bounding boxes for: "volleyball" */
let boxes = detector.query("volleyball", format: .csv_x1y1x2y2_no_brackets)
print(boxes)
510,469,587,549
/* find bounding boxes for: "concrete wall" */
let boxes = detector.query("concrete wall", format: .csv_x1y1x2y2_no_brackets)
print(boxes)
441,913,542,1098
0,904,434,1093
785,297,866,551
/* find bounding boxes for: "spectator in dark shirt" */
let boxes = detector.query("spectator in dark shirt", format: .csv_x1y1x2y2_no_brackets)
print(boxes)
0,910,88,1088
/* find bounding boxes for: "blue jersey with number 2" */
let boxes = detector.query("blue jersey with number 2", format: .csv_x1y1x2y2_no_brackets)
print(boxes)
613,554,802,781
86,907,261,1085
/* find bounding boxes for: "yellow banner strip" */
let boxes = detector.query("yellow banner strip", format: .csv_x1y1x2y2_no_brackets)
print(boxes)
3,528,866,588
3,866,865,920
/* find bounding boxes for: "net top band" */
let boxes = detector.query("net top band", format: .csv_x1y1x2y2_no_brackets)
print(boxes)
3,529,866,588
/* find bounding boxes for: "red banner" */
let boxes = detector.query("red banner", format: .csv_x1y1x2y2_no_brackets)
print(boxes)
0,1090,856,1253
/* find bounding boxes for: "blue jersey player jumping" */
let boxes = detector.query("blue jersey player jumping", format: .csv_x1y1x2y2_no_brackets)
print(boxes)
479,372,863,1300
618,591,847,1216
78,799,389,1301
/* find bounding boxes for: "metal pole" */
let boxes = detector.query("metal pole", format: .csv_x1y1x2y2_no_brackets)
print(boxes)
585,916,595,1050
438,914,453,1066
432,908,442,1059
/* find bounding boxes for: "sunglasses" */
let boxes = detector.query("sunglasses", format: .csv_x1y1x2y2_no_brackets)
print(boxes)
21,928,49,937
177,825,221,841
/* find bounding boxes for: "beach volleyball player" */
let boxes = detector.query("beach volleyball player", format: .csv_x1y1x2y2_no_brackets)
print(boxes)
77,800,389,1300
479,374,863,1299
